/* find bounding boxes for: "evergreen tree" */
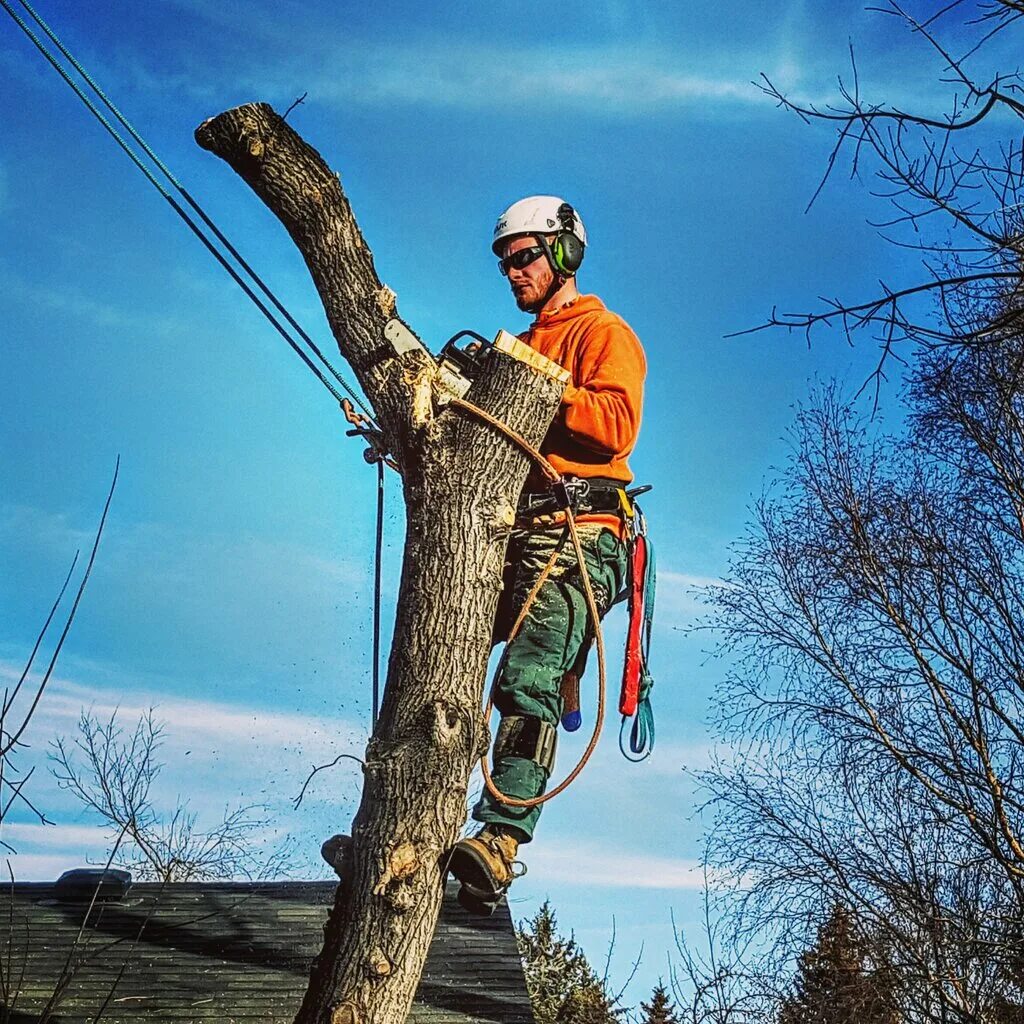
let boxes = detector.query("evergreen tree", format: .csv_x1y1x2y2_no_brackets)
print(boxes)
779,905,898,1024
640,982,682,1024
516,902,623,1024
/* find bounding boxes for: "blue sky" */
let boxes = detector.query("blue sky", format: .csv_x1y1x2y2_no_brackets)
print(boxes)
1,0,1005,1008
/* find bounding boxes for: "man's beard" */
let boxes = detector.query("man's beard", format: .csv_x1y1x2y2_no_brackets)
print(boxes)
515,274,562,313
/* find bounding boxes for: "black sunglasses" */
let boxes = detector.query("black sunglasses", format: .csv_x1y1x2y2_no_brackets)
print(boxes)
498,245,546,276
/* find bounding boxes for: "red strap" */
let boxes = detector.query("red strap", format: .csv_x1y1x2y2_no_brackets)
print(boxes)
620,536,648,716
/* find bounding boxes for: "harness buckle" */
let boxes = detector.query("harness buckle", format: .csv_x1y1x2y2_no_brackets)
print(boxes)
550,477,590,512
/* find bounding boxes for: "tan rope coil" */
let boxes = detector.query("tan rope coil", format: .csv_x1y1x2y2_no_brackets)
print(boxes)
448,397,607,808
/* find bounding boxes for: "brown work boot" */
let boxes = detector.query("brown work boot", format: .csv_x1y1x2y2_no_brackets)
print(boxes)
448,827,523,915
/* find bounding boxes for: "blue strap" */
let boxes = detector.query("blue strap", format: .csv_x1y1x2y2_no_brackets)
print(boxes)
642,535,656,664
634,696,655,752
619,695,654,761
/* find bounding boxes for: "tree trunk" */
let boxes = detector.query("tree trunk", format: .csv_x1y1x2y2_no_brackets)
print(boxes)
195,103,563,1024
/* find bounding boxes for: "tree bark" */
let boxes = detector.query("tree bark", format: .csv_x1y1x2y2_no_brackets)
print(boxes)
195,103,563,1024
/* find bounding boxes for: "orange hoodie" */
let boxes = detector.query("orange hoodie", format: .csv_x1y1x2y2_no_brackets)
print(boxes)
522,294,646,533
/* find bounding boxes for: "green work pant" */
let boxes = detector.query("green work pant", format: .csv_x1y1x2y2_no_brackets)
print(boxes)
472,523,628,842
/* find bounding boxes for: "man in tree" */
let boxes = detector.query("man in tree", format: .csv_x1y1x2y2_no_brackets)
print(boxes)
448,195,647,912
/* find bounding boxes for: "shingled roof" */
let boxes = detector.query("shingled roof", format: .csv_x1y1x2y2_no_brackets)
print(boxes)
0,879,535,1023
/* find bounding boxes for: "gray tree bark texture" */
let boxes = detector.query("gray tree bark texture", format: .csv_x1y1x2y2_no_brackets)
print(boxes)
195,103,563,1024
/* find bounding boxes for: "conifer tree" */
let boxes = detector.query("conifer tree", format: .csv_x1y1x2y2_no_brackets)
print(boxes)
516,901,623,1024
640,981,682,1024
779,905,898,1024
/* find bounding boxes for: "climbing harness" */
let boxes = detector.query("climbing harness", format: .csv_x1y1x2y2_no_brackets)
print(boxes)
514,476,657,761
447,396,657,810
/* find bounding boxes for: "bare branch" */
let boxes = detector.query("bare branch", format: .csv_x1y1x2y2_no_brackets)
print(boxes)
751,3,1024,368
292,752,364,810
51,708,290,882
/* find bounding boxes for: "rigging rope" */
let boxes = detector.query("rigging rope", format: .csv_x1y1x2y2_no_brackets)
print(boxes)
3,0,377,427
372,459,384,727
3,0,388,730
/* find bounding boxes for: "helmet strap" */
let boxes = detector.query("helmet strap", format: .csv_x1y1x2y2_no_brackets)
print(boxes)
534,235,570,309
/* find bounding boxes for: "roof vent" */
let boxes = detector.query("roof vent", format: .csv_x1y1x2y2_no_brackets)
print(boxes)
55,868,132,902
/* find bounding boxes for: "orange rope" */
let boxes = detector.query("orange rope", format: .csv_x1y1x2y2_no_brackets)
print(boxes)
449,398,559,483
448,397,607,808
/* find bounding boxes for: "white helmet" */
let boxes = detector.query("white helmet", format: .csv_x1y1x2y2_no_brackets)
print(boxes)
492,195,587,274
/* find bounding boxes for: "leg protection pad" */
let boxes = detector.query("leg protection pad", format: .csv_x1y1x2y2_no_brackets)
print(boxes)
493,715,557,773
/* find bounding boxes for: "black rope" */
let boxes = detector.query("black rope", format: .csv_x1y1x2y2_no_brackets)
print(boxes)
5,0,378,428
5,0,392,735
372,459,384,727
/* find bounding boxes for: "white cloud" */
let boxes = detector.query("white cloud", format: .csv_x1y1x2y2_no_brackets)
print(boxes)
0,660,365,764
0,501,373,676
0,823,112,882
0,821,109,849
655,568,732,622
6,0,991,139
275,28,995,121
529,839,709,890
0,269,182,338
0,503,94,556
0,662,367,880
51,687,356,753
262,43,786,116
0,655,368,782
149,2,781,113
94,10,807,118
160,13,950,121
2,853,92,881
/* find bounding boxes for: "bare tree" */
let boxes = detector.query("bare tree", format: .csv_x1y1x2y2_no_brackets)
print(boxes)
694,7,1024,1017
193,105,569,1024
50,708,290,882
667,868,779,1024
0,468,121,1021
701,325,1024,1021
748,1,1024,386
